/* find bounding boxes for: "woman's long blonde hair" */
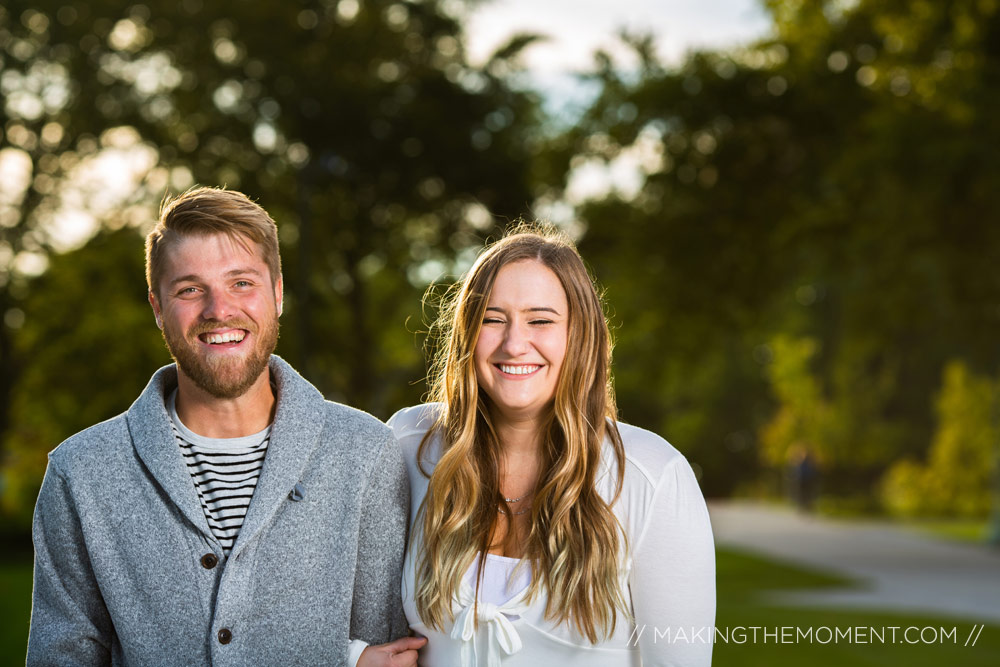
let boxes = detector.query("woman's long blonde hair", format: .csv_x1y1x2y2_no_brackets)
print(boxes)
416,224,629,642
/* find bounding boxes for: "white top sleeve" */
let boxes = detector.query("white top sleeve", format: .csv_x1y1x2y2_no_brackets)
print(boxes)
628,455,716,666
348,639,368,666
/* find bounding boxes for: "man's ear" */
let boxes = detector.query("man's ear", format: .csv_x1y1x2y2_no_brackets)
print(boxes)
148,290,163,330
274,276,283,317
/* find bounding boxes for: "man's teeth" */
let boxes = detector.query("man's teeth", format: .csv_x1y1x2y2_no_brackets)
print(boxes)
499,364,540,375
205,331,246,344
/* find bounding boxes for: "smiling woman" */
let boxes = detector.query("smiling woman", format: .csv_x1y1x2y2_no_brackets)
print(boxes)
473,259,569,425
388,224,716,666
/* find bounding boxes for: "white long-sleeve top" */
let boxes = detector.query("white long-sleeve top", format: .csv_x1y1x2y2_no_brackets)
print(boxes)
388,404,716,667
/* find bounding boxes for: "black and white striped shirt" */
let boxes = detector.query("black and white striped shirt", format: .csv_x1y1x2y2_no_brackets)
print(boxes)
168,391,270,554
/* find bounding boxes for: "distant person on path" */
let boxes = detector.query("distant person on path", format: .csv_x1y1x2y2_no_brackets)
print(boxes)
27,187,422,666
388,227,716,665
787,443,819,512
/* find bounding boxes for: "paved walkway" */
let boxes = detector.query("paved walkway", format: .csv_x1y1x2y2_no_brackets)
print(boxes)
709,501,1000,623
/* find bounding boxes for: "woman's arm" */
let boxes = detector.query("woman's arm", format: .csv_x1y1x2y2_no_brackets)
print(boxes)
629,456,716,666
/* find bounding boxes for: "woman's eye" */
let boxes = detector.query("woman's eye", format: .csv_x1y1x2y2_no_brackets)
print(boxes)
482,317,504,324
530,319,553,325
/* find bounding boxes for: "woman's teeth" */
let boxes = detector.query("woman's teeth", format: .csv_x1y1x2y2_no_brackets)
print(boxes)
499,364,540,375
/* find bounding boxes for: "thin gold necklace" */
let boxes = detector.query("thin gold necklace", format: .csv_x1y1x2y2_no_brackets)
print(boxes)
499,490,532,515
498,505,531,516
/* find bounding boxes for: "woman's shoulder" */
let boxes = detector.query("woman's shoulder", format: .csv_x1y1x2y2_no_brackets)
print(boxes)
608,421,710,543
614,420,690,487
387,403,444,474
387,403,441,440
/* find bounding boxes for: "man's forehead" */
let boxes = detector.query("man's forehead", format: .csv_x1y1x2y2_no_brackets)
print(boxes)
168,231,262,258
162,231,268,275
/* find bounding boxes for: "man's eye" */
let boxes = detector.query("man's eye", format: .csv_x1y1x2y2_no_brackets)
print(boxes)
234,280,252,288
177,287,198,295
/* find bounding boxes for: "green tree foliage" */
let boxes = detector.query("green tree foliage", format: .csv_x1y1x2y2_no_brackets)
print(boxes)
0,229,165,521
881,361,995,518
759,336,833,466
4,0,999,519
562,0,1000,497
0,0,547,522
0,0,543,408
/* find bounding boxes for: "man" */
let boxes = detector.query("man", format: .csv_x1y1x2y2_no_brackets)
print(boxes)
28,188,423,666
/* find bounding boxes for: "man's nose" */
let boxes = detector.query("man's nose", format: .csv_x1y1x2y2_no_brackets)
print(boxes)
201,289,235,321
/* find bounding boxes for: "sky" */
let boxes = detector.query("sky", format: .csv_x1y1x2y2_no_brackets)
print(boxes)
462,0,773,71
458,0,774,211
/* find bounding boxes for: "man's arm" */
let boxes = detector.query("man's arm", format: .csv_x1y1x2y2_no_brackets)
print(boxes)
350,430,410,648
27,460,114,666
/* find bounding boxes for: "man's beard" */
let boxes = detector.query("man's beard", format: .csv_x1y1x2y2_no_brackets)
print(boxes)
162,315,279,399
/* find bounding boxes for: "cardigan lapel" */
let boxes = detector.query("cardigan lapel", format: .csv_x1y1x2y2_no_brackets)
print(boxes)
126,364,214,539
230,356,325,559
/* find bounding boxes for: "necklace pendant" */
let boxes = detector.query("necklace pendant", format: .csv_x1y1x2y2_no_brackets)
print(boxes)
498,506,531,516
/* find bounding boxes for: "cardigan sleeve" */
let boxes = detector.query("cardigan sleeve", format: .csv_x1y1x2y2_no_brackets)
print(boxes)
27,459,115,666
628,456,716,666
349,429,411,646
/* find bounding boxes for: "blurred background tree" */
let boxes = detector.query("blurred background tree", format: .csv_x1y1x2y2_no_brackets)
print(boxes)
559,0,1000,501
2,0,998,527
0,229,164,518
0,0,545,522
880,361,995,518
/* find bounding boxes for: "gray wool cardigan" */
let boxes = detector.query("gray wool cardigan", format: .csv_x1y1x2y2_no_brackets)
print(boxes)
27,356,409,666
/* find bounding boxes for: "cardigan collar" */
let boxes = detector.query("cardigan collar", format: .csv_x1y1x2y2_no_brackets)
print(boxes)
126,355,327,555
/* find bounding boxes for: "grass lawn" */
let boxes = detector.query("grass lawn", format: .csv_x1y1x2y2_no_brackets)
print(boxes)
0,561,31,666
895,518,993,544
715,547,999,666
2,547,996,665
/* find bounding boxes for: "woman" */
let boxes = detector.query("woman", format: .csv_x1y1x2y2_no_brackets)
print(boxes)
388,227,715,666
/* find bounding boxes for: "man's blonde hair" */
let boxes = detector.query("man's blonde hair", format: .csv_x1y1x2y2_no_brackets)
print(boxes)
145,187,281,297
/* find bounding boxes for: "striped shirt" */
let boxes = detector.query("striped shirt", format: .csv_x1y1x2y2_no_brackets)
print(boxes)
168,390,270,553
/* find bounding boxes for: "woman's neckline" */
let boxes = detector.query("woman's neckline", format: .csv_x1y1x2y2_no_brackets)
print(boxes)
483,551,521,563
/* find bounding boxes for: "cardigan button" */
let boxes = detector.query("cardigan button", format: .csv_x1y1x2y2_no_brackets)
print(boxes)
218,628,232,644
200,553,219,569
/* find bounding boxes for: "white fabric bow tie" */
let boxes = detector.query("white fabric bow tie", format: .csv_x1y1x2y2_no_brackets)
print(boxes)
451,586,530,667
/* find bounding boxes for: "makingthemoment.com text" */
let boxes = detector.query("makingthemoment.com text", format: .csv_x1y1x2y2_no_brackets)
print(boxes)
628,624,986,646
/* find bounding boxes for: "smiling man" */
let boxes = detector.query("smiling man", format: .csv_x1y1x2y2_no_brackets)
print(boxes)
27,187,422,666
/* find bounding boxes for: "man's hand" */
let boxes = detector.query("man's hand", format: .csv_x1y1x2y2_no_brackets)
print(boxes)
357,636,427,667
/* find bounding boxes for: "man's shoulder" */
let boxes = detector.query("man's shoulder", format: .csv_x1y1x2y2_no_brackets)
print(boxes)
308,401,404,478
270,356,392,444
318,399,393,439
48,412,131,476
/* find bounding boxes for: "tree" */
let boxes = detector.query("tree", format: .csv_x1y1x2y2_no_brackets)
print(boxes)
4,0,546,405
557,0,1000,496
0,0,548,522
0,229,165,521
881,361,995,518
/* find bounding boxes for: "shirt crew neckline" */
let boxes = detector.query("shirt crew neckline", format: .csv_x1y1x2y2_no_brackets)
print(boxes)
167,389,272,451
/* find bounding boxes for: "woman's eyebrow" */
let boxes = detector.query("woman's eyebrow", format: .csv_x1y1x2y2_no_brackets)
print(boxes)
485,306,561,315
